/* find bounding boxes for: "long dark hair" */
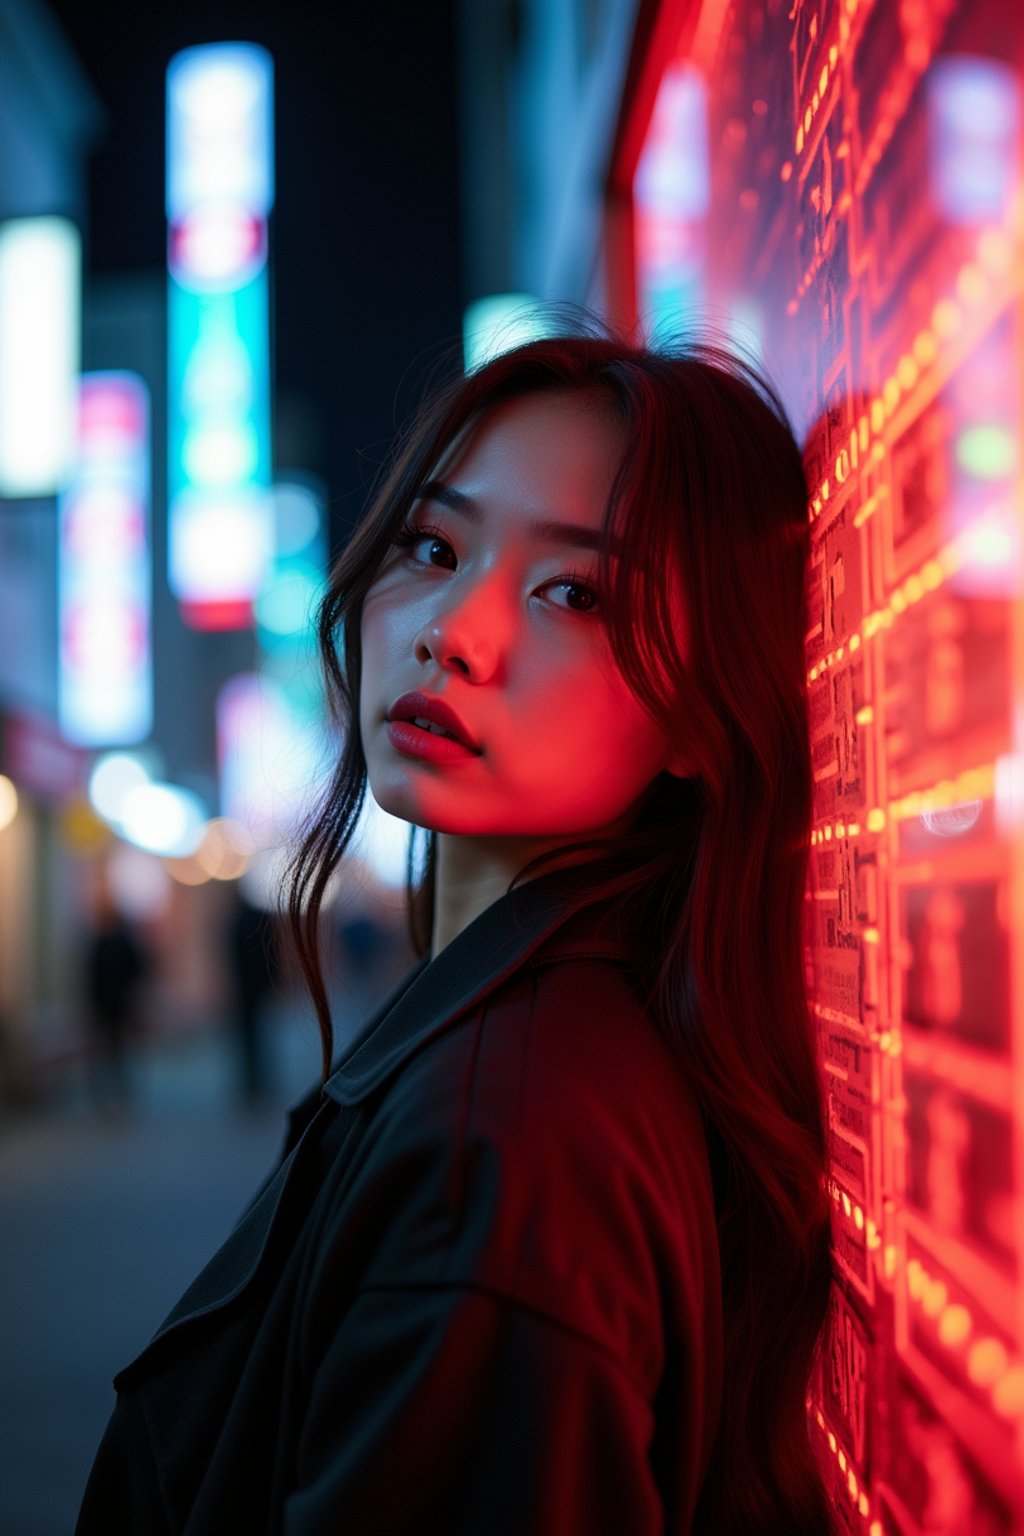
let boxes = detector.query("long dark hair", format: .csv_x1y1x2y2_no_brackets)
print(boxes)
286,329,836,1533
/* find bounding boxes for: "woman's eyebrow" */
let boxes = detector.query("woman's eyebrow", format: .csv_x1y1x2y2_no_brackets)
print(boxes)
416,479,621,556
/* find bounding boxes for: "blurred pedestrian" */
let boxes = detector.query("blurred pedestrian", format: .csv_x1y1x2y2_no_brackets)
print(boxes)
83,886,148,1113
225,886,279,1105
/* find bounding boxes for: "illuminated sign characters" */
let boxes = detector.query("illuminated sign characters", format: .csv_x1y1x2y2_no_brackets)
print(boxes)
0,216,80,498
166,43,275,629
58,373,152,746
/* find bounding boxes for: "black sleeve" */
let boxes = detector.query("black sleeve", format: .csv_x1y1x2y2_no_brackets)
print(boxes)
285,1279,663,1535
75,1390,172,1536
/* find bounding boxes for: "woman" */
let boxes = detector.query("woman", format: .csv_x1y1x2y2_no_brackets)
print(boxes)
77,331,836,1534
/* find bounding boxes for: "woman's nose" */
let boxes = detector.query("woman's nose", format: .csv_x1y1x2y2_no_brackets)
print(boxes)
413,578,509,682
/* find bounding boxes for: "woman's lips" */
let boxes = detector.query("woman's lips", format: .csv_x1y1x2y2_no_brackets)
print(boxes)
385,719,482,764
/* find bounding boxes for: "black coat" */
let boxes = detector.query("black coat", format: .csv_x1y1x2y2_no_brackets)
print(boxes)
76,865,723,1534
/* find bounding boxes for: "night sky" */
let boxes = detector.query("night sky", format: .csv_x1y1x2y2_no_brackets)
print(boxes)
46,0,465,549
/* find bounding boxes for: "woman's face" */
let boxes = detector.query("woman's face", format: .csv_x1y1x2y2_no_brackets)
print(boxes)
359,390,687,843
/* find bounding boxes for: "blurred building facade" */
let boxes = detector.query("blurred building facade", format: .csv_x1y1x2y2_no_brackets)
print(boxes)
0,7,320,1092
0,0,102,1087
457,0,1024,1528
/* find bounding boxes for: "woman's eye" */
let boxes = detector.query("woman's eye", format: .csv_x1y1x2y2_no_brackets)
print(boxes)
393,523,456,568
391,522,600,615
541,576,600,614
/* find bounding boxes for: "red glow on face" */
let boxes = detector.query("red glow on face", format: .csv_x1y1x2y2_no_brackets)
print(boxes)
359,393,688,854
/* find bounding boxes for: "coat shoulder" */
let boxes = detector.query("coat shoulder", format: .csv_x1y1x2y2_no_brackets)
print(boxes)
330,951,719,1401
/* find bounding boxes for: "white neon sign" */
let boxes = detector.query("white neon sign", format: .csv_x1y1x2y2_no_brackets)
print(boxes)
0,217,80,497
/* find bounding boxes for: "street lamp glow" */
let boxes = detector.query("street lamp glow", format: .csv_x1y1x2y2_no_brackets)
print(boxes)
119,782,207,857
0,774,18,833
88,751,153,824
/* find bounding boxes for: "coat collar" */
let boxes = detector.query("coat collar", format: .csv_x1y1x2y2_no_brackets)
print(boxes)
323,861,634,1109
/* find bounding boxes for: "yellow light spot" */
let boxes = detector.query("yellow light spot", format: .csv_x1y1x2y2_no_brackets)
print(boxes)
781,160,793,182
847,821,860,836
858,1492,869,1516
841,1191,852,1216
922,1278,948,1317
866,808,886,832
956,264,987,305
897,354,918,390
848,1469,858,1498
805,106,813,133
883,377,900,413
812,91,820,112
904,574,923,603
849,633,861,652
992,1364,1024,1417
933,298,961,336
906,1258,924,1298
879,1031,891,1052
855,705,873,725
967,1337,1008,1388
977,229,1012,272
913,329,937,365
165,856,211,887
829,44,839,67
870,399,885,433
0,775,18,834
195,817,255,881
939,1304,972,1347
796,126,805,154
920,560,943,590
819,65,829,94
828,1431,837,1452
853,1205,864,1229
891,588,907,613
824,825,833,841
863,927,879,944
870,1521,883,1536
838,1449,847,1472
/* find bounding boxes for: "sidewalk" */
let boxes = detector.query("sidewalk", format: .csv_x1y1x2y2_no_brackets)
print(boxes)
0,1004,328,1536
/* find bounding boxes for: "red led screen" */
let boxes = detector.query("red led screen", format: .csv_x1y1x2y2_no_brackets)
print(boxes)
613,0,1024,1529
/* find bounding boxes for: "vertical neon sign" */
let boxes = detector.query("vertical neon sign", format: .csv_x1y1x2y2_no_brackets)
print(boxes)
0,216,80,498
166,43,274,629
633,62,710,336
58,373,152,745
